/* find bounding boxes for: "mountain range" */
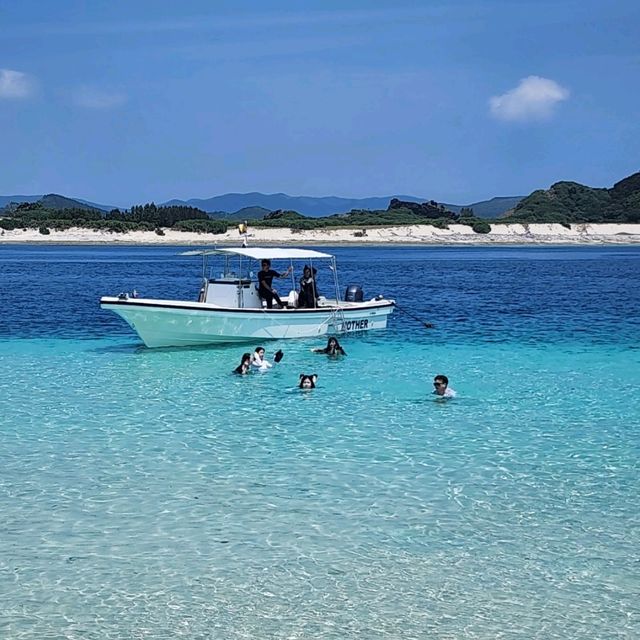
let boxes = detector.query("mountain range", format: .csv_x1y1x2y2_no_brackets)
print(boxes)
3,171,638,225
164,193,523,217
0,192,523,218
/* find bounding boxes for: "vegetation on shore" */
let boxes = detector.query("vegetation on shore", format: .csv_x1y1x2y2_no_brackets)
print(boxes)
0,199,491,234
1,171,638,235
0,201,228,235
506,172,640,224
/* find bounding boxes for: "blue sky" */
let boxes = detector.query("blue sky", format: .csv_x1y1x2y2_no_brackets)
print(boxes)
1,0,638,206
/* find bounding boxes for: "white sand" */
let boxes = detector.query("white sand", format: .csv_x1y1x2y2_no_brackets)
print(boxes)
1,223,640,245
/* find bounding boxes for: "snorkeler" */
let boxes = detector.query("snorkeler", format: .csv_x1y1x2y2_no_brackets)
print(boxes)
312,336,346,356
233,353,252,375
299,374,318,389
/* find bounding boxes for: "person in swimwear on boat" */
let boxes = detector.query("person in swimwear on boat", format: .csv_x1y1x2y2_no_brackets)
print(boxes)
233,353,252,375
258,259,292,309
298,265,319,308
312,336,346,356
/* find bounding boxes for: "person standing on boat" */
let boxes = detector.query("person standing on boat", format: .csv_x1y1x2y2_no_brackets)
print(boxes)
258,259,292,309
298,265,319,308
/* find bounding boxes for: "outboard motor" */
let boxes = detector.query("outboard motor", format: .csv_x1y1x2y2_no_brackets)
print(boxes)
344,284,364,302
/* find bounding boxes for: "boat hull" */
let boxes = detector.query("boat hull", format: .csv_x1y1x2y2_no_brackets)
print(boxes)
100,298,395,347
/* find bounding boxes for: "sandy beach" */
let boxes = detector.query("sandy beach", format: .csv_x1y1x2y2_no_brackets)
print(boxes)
1,223,639,245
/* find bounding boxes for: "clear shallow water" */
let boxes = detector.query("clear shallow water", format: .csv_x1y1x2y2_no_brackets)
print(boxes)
1,245,639,639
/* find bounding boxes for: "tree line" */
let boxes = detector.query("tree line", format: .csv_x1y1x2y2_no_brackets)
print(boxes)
1,201,493,234
0,202,228,234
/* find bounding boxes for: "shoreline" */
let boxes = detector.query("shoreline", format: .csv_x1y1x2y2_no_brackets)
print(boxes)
1,223,640,246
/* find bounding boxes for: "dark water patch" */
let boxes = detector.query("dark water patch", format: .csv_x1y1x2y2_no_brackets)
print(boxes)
1,245,639,346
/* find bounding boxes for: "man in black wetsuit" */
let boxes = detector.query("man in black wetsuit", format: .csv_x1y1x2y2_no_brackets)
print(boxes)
257,259,292,308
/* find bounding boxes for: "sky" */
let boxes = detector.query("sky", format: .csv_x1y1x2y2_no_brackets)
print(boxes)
0,0,638,206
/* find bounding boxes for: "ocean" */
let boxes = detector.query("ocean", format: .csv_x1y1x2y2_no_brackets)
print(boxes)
1,244,639,639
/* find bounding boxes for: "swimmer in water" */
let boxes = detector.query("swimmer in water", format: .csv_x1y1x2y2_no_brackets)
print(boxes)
233,353,252,375
251,347,272,370
251,347,284,370
433,374,456,398
312,336,346,356
299,374,318,389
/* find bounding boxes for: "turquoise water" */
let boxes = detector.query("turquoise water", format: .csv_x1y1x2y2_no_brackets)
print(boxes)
1,246,639,638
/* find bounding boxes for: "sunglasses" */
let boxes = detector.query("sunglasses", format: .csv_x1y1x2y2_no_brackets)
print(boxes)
433,381,444,387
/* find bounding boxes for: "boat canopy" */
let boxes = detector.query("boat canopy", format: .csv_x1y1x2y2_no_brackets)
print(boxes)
181,247,334,260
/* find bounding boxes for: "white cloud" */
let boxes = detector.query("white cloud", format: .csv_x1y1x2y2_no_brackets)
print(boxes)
0,68,34,98
489,76,569,122
72,86,127,109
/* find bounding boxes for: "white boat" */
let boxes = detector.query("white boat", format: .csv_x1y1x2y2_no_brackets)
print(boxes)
100,247,395,347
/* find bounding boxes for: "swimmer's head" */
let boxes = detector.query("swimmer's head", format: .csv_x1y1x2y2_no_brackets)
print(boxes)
326,336,343,352
240,352,251,366
255,347,265,358
299,374,318,389
433,374,449,395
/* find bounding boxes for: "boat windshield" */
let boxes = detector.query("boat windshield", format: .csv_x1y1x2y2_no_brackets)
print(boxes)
212,254,252,281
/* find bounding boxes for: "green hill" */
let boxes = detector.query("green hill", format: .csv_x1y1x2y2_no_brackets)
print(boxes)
1,193,107,215
252,206,463,230
39,194,105,212
508,172,640,223
225,206,272,221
